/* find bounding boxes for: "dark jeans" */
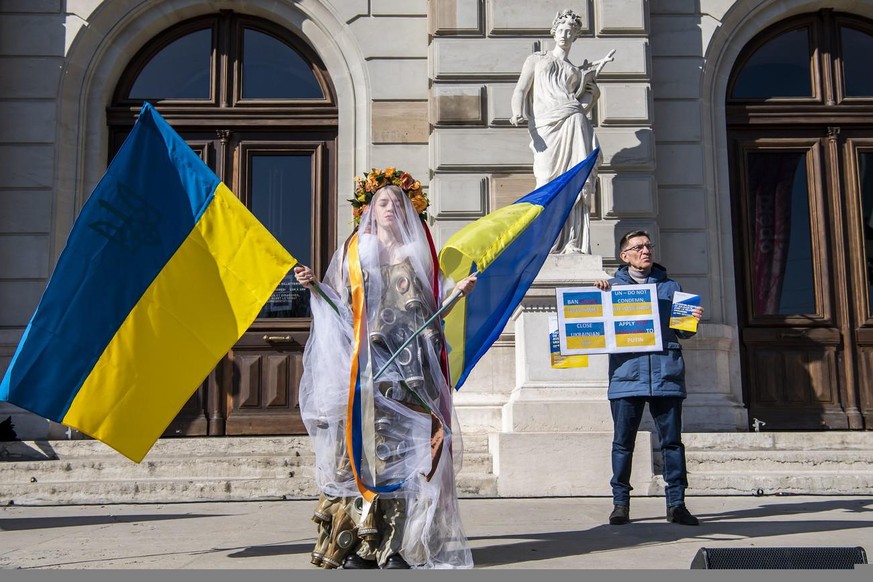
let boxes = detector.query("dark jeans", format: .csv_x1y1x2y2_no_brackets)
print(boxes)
610,396,687,508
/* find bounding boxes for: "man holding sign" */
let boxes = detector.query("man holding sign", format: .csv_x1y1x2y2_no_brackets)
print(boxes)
594,231,704,527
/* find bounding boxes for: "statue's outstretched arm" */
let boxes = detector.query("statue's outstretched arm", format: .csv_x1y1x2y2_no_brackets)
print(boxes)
592,49,616,75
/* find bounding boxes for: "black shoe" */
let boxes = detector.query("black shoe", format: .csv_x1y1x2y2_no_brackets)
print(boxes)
667,505,700,526
342,554,378,569
382,554,411,569
608,504,630,525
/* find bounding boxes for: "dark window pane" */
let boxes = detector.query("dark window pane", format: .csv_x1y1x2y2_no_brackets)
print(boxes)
841,27,873,97
242,29,323,99
251,154,313,318
129,29,212,99
746,151,815,316
859,152,873,316
732,28,812,99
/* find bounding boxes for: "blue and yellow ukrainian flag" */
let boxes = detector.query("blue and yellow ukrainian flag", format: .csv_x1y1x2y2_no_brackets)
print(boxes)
0,103,296,462
439,149,599,389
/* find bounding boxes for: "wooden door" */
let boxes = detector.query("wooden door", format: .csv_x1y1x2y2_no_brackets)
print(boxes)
162,131,336,437
220,133,335,436
727,10,873,430
730,128,873,429
730,133,853,429
841,133,873,428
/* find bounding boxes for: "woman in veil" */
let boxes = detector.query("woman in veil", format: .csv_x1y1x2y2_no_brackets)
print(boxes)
294,168,476,569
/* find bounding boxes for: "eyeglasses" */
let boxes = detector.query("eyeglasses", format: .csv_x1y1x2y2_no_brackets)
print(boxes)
624,243,655,253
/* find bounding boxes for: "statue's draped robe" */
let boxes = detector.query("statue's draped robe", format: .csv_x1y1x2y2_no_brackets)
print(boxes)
526,52,601,254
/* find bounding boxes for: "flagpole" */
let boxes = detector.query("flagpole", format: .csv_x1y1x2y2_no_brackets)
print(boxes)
373,271,478,381
293,261,340,315
310,280,340,315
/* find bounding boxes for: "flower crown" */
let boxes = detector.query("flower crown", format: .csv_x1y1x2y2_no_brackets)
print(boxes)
350,167,429,225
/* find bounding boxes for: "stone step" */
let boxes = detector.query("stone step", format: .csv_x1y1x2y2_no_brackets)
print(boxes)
1,477,318,506
657,432,873,496
0,436,315,461
686,450,873,473
0,455,316,483
1,433,490,460
0,449,491,483
683,431,873,450
0,436,497,505
685,472,873,496
1,471,500,506
0,452,491,485
5,432,872,504
457,473,498,497
457,433,490,453
458,452,493,473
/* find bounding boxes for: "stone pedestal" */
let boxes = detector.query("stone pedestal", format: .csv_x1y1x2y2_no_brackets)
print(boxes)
527,253,612,295
505,253,618,430
504,310,614,432
491,431,655,497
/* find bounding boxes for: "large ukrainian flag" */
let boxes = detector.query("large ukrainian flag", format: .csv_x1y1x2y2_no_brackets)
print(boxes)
0,103,296,462
439,149,599,389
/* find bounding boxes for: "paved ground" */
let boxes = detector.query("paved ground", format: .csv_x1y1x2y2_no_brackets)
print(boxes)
1,495,872,570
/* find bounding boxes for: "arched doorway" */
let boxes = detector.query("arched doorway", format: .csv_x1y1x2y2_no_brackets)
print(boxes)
728,10,873,430
108,11,338,437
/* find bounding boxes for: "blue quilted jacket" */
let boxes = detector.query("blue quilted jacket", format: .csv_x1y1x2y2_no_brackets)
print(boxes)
606,263,696,400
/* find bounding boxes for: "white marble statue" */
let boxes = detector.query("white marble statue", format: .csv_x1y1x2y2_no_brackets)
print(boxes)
510,9,614,254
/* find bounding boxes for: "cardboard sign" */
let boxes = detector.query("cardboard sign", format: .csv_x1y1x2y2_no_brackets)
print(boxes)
556,285,663,355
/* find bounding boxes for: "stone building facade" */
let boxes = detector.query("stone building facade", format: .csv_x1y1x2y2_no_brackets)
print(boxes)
2,0,873,484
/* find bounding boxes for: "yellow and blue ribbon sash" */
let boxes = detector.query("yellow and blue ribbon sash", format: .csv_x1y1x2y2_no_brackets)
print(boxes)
345,234,405,500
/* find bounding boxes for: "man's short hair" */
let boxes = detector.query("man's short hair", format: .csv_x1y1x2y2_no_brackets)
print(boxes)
619,230,651,252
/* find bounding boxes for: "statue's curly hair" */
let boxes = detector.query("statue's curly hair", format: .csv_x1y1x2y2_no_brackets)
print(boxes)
550,9,583,38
